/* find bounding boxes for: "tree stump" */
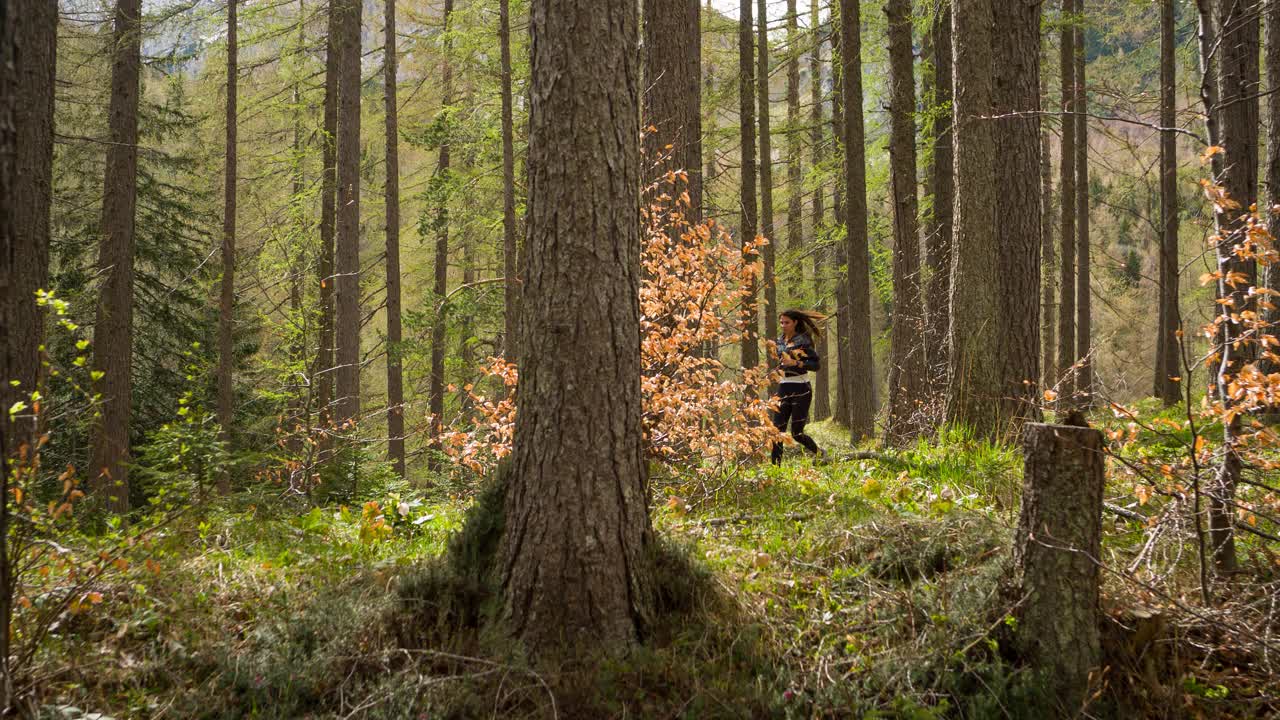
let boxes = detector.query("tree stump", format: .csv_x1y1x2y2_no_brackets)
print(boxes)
1012,422,1105,710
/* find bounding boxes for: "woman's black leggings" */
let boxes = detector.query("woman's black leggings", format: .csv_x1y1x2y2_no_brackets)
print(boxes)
771,382,820,464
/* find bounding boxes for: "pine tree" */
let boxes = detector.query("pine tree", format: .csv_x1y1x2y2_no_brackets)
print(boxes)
1155,0,1181,402
739,0,760,371
216,0,238,495
385,0,405,477
333,0,363,427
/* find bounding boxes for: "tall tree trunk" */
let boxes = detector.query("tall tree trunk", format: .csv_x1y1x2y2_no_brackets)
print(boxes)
1057,0,1077,409
317,7,338,448
1041,126,1056,394
758,0,778,344
925,3,954,411
1206,0,1260,576
499,0,650,652
1264,0,1280,374
643,0,702,218
90,0,143,513
832,16,851,427
501,0,519,365
430,0,455,462
333,0,362,428
993,0,1042,429
6,0,56,456
216,0,237,496
385,0,405,477
1156,0,1181,403
1074,5,1092,408
811,0,831,420
885,0,925,443
944,0,999,434
840,0,875,440
1,0,19,699
786,0,802,260
739,0,760,371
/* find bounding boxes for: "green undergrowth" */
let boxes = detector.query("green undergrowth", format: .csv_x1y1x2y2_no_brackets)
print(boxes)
26,420,1280,718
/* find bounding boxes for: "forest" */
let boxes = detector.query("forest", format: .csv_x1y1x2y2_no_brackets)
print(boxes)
2,0,1280,716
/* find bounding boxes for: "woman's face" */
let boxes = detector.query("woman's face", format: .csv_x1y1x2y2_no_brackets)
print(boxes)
780,314,796,336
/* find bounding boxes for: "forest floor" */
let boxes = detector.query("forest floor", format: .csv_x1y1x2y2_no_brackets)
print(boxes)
22,418,1280,719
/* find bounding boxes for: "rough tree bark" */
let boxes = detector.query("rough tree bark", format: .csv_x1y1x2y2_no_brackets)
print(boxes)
811,0,831,420
430,0,455,464
499,0,651,652
1265,0,1280,375
216,0,237,495
925,3,953,409
90,0,144,513
739,0,760,371
840,0,875,440
316,10,337,449
1057,0,1077,410
1,0,18,700
832,18,851,427
945,0,1000,435
333,0,362,428
1156,0,1181,403
643,0,702,218
758,0,778,344
993,0,1042,429
6,0,56,456
786,0,802,261
1013,422,1105,709
385,0,405,477
1074,5,1092,408
885,0,925,444
1041,127,1056,396
500,0,519,364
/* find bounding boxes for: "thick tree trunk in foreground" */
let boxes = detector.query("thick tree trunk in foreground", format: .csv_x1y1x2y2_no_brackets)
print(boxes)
7,0,56,456
811,0,830,420
643,0,702,218
90,0,144,513
217,0,238,495
885,0,924,444
925,5,953,410
501,0,520,364
1057,0,1077,410
945,0,999,435
994,0,1042,429
739,0,759,371
1,0,19,699
1156,0,1181,403
758,0,778,344
840,0,875,441
385,0,405,477
1013,422,1104,709
333,0,362,428
500,0,650,652
1264,0,1280,375
1074,9,1092,408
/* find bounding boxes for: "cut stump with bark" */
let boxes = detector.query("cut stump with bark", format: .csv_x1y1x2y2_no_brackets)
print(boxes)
1012,422,1104,710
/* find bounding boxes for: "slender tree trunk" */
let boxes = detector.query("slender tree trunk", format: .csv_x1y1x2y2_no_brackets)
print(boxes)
1074,6,1092,408
317,6,338,448
216,0,237,495
1,2,18,701
885,0,925,443
643,0,702,218
840,0,875,440
500,0,519,364
925,3,954,412
333,0,362,428
994,0,1042,429
758,0,778,344
786,0,802,261
7,0,56,456
944,0,999,434
811,0,831,420
1057,0,1077,409
832,16,851,427
1156,0,1181,403
1041,127,1056,394
739,0,760,371
90,0,143,513
1264,0,1280,375
499,0,650,652
430,0,455,462
1206,0,1260,576
385,0,405,477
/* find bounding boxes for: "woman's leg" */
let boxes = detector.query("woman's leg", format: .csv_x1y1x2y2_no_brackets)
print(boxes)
771,388,796,464
788,386,820,455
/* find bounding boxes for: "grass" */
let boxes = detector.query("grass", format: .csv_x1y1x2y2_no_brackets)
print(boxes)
21,418,1280,718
